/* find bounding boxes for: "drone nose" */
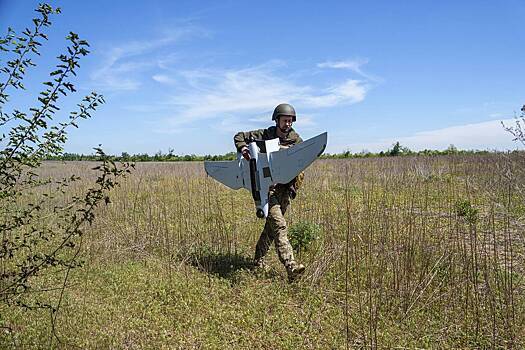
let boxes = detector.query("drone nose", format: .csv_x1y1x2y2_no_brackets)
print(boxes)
256,209,265,218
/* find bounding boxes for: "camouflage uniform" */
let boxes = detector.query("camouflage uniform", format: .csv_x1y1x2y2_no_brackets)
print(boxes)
234,126,304,272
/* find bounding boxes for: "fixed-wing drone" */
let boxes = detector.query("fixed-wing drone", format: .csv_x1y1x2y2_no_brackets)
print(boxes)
204,132,327,218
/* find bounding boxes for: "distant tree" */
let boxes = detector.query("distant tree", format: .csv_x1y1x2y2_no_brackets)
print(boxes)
386,141,412,156
401,145,413,155
153,150,163,161
445,144,458,155
0,3,132,321
388,141,401,156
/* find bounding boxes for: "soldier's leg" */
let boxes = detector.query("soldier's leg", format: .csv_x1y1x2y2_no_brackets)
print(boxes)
269,192,305,281
266,193,295,268
254,220,273,267
254,193,280,266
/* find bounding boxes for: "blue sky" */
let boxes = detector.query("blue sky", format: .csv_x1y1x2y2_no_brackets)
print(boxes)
1,0,524,155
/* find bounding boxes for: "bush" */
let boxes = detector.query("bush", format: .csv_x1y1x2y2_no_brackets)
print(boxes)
454,199,478,225
289,221,321,254
0,3,132,317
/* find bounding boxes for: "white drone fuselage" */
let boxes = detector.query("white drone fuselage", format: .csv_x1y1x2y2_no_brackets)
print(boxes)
204,132,327,218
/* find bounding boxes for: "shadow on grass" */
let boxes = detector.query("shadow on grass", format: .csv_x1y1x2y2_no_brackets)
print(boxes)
184,249,256,283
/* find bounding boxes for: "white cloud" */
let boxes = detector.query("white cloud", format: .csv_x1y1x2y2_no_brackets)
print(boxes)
318,59,368,72
156,53,181,70
152,74,176,84
90,27,207,91
159,64,369,131
317,58,380,82
299,80,367,108
210,113,317,135
212,115,263,134
247,114,274,123
400,119,519,150
332,119,520,153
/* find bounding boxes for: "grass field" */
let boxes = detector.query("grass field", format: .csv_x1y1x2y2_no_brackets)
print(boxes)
1,155,524,349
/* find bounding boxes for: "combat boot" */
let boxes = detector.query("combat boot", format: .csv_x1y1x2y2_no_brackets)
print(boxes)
287,261,305,282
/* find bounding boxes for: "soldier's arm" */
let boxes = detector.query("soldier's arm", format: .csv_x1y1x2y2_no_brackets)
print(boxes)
233,129,265,152
294,131,303,144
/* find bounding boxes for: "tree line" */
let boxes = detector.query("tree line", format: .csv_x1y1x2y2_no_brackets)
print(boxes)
45,142,507,162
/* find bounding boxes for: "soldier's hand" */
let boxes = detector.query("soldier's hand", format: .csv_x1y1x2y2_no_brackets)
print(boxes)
241,147,251,160
289,185,297,200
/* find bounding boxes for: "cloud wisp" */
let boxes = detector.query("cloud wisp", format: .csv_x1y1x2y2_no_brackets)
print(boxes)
332,119,519,153
90,27,375,134
318,59,368,73
152,74,176,84
159,62,370,132
317,58,380,82
90,26,207,92
298,79,367,108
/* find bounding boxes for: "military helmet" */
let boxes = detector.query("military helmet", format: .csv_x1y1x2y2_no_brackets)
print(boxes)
272,103,296,122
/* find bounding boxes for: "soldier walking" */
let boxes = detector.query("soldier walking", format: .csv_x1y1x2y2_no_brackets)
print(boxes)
234,103,306,282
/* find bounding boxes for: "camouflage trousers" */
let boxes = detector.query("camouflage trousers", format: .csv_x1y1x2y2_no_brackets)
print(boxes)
254,188,295,268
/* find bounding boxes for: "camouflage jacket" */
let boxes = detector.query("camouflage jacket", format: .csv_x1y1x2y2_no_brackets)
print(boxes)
233,125,302,152
233,126,304,194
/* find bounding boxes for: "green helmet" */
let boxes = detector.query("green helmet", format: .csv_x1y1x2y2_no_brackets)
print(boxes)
272,103,296,122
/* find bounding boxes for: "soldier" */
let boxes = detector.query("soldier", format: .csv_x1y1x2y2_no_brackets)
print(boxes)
234,103,306,282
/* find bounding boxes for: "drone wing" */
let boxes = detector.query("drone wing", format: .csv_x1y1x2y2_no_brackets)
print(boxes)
204,159,244,190
269,132,327,184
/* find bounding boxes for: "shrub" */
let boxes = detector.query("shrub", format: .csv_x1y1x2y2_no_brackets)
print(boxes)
289,221,321,254
454,199,478,225
0,3,132,316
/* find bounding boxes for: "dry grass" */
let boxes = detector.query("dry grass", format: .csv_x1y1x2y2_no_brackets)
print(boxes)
1,154,524,349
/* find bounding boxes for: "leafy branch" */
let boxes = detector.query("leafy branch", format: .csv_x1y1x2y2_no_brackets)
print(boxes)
0,3,133,324
502,105,525,148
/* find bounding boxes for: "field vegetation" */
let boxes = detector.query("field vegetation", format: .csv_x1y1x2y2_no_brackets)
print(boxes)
1,153,524,349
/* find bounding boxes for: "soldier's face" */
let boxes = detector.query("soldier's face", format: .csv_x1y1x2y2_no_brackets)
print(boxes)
278,116,293,133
